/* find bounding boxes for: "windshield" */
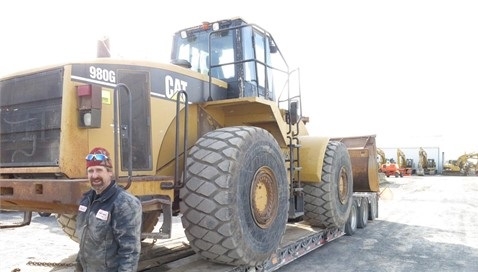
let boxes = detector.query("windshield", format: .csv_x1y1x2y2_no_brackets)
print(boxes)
175,30,234,79
170,20,293,104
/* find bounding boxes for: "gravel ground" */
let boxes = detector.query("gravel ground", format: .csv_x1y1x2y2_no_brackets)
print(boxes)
1,175,477,272
278,175,478,272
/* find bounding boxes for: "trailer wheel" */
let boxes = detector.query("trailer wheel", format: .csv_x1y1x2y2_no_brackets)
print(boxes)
344,199,358,236
180,126,289,266
368,196,378,220
357,198,369,228
303,141,353,228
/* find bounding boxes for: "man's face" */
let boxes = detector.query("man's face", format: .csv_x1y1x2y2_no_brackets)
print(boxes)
87,166,113,194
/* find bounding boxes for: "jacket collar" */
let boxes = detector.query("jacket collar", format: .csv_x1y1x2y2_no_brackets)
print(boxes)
92,181,118,202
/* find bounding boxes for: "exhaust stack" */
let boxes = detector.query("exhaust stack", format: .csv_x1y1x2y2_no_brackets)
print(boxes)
97,37,111,58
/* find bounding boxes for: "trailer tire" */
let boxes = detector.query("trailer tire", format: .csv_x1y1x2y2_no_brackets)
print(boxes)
369,196,378,220
303,141,353,228
357,197,369,228
181,126,289,267
344,199,358,236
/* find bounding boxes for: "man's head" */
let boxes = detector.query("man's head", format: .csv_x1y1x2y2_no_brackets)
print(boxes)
85,147,113,194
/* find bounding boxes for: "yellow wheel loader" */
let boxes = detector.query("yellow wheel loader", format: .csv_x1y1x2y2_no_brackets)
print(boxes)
0,18,379,270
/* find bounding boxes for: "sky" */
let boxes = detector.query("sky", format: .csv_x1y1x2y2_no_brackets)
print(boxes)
1,0,477,160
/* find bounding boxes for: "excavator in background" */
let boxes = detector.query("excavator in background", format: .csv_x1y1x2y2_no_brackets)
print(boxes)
397,148,412,176
443,152,478,176
416,147,436,176
377,148,386,167
377,148,402,178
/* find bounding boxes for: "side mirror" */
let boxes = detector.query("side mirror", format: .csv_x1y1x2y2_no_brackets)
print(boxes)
270,45,278,54
269,39,278,53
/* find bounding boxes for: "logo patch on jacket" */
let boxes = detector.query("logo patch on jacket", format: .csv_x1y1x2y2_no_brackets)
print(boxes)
78,205,87,212
96,209,109,221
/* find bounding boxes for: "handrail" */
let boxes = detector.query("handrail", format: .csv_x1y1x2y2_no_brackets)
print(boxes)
113,83,133,190
174,90,189,188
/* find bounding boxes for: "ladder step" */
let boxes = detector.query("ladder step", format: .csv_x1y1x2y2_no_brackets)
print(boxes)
288,143,301,148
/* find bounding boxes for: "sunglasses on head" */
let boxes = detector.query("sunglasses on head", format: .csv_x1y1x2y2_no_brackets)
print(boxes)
85,154,109,161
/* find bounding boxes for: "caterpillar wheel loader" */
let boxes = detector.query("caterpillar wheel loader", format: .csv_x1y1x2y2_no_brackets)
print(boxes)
0,18,379,270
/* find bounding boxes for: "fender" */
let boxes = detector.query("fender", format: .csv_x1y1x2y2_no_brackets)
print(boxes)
297,136,330,182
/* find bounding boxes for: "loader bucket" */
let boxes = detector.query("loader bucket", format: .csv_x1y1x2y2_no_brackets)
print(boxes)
330,135,379,192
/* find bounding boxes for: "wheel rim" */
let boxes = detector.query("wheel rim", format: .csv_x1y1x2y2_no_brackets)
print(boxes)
250,166,278,229
338,167,349,204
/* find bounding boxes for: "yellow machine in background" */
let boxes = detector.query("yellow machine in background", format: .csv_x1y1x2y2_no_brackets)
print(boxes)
377,148,387,167
443,152,478,176
417,147,436,176
397,148,412,176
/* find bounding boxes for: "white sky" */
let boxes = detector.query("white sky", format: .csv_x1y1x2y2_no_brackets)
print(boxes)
1,0,477,160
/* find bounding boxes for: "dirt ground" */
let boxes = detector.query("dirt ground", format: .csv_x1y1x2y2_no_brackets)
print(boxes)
1,175,477,272
278,175,478,272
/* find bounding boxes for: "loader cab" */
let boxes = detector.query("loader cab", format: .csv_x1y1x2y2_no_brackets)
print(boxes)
171,18,289,101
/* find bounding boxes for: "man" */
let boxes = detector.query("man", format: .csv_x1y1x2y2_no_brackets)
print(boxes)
75,147,142,271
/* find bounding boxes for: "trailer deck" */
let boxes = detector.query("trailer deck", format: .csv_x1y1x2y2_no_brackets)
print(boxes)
139,222,344,272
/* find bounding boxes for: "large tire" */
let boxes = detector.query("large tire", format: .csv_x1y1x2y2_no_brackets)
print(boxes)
180,126,289,267
303,141,353,228
57,213,79,242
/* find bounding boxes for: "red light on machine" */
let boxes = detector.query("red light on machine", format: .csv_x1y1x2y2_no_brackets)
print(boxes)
77,84,92,97
77,84,102,128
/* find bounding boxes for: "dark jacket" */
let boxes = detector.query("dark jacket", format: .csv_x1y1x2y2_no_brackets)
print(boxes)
76,181,142,272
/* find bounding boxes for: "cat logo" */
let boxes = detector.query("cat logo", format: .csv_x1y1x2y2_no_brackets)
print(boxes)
165,75,188,102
